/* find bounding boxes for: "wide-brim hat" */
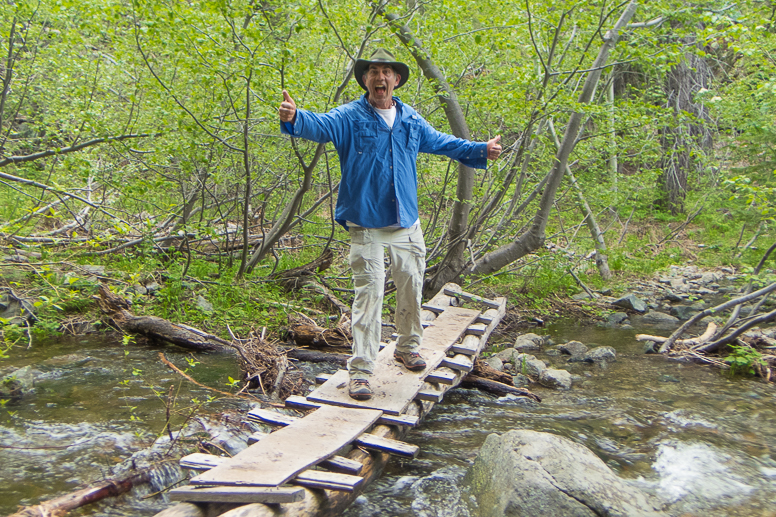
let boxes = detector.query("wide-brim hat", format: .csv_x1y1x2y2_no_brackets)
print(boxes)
354,48,410,91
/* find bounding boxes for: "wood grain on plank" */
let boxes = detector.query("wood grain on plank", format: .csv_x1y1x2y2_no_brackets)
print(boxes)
168,486,305,504
190,405,381,487
307,307,480,415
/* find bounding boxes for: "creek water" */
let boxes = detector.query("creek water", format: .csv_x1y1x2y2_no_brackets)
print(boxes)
2,320,775,517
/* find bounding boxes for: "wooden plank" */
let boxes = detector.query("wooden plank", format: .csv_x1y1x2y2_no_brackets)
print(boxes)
415,390,444,403
321,456,364,475
421,304,445,314
169,486,305,504
181,452,363,476
315,373,332,384
284,395,419,427
293,471,363,492
246,407,298,426
425,369,457,385
247,431,267,445
466,323,487,336
443,287,501,309
476,314,494,325
191,405,382,487
354,433,419,458
180,453,224,471
307,307,480,415
440,356,473,372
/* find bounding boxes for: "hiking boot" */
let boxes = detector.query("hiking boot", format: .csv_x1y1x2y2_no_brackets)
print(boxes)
393,350,427,372
348,379,372,400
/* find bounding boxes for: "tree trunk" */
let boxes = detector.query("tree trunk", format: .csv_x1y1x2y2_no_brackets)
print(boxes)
659,36,713,215
468,2,639,276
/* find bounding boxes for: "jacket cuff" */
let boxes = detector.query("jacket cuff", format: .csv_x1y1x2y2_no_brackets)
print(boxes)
280,110,303,136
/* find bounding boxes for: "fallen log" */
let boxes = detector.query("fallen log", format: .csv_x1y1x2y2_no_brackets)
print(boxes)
285,348,348,365
461,374,541,402
635,322,717,351
8,462,174,517
96,284,229,352
470,357,515,385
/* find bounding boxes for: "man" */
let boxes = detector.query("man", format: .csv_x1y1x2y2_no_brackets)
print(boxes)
279,49,501,400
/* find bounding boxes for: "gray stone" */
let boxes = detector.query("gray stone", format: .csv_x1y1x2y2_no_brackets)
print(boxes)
699,271,720,285
643,341,659,354
635,311,680,328
584,346,617,363
195,295,214,312
606,312,629,326
484,356,503,372
611,294,648,313
512,354,546,378
0,293,37,325
81,264,106,276
539,368,573,390
558,340,588,356
465,430,666,517
41,354,94,368
1,365,36,398
572,292,598,301
664,291,684,302
133,284,147,295
512,374,530,387
494,348,518,363
513,333,545,352
145,282,161,294
670,304,701,320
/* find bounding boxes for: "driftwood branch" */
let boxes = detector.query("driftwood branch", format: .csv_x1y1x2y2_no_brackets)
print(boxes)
635,322,717,347
8,462,173,517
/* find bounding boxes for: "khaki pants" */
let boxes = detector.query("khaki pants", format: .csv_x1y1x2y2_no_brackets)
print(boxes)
347,224,426,380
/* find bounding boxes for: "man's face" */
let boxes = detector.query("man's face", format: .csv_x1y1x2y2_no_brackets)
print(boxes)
363,64,400,108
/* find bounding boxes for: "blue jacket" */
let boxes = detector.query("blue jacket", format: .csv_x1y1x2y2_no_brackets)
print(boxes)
281,94,488,229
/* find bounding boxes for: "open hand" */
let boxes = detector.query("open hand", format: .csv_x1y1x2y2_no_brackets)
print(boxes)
487,135,502,160
279,90,296,123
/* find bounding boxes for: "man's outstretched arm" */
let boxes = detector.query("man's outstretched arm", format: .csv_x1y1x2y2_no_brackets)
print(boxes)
278,90,343,145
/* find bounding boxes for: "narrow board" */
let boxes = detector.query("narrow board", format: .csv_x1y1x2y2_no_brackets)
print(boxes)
169,486,304,503
190,405,381,487
307,307,480,415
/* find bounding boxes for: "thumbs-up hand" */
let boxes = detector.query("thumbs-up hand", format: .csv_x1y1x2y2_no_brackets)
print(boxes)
279,90,297,123
487,135,502,160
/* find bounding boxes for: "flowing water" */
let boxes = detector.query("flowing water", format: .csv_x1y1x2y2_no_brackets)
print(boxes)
2,321,776,516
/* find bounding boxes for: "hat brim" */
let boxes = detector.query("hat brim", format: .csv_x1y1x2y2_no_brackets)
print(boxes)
354,58,410,91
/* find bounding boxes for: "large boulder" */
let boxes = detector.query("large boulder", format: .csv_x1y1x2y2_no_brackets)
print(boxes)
465,430,666,517
584,346,617,363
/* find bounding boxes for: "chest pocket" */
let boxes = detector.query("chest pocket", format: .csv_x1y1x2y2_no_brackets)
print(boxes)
406,121,421,150
354,121,379,153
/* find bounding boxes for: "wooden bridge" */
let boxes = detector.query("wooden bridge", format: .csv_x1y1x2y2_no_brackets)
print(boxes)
157,283,506,517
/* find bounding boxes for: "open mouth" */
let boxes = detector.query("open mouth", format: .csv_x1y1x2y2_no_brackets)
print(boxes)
375,86,387,94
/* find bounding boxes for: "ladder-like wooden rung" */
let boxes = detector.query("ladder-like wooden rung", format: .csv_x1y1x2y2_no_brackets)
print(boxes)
425,370,457,385
180,453,224,471
354,433,419,458
449,343,478,356
293,470,363,492
247,431,268,445
476,314,494,325
320,456,364,475
181,452,363,476
421,304,445,314
283,395,419,427
466,323,487,336
169,485,305,503
440,356,473,372
315,373,332,384
443,288,501,309
415,390,444,403
247,407,298,427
